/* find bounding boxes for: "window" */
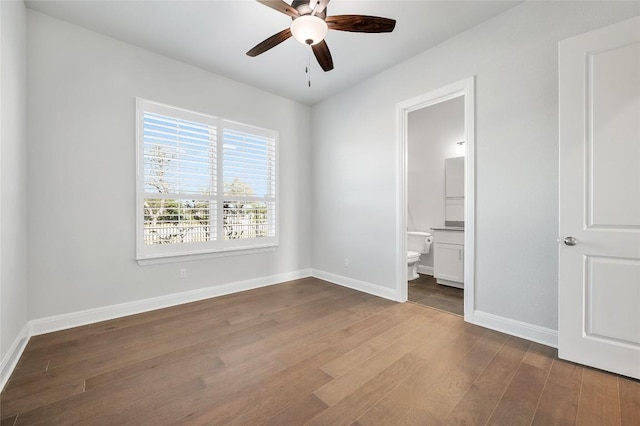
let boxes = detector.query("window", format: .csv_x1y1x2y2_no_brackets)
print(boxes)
136,99,278,262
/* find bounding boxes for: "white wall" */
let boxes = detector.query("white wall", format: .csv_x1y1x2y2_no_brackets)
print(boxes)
26,11,312,319
311,1,640,330
1,0,29,364
408,97,464,268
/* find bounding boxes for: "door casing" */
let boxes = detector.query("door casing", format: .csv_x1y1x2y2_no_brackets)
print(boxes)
395,77,476,323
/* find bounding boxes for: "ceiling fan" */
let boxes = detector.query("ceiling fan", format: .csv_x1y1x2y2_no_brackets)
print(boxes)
246,0,396,72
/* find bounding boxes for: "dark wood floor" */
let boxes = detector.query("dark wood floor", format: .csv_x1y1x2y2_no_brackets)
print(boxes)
1,278,638,425
408,274,464,316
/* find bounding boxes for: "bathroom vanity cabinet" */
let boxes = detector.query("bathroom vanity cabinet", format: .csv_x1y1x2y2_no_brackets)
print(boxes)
432,228,464,289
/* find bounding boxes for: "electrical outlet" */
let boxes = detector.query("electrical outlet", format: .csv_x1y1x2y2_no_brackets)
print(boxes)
179,268,187,279
344,258,349,267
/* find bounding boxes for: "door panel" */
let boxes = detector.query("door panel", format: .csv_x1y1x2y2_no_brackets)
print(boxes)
589,42,640,227
559,16,640,380
586,256,640,345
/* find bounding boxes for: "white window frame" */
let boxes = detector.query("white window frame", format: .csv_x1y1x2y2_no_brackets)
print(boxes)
135,98,279,265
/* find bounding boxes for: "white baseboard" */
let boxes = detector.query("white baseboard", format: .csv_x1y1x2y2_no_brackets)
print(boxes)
473,310,558,348
311,269,399,301
1,323,30,391
29,269,312,337
417,265,434,276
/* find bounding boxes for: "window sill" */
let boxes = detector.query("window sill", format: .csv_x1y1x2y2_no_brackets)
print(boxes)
136,245,277,266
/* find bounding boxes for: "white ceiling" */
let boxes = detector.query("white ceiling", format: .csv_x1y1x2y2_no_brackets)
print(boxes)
25,0,520,105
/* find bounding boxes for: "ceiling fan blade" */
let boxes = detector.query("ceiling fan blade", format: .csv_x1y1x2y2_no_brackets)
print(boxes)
326,15,396,33
246,28,292,57
312,40,334,72
257,0,299,18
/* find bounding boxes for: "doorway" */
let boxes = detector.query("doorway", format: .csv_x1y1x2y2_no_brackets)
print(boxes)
396,77,475,322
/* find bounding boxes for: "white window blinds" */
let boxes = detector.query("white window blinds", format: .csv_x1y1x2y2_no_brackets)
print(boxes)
222,126,276,241
136,99,278,261
223,128,275,198
143,112,216,196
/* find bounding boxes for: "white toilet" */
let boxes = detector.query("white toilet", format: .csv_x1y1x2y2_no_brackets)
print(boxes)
407,231,433,281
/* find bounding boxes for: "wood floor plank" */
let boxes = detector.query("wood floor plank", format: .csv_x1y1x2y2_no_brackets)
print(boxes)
443,336,531,425
14,331,226,421
314,315,433,406
131,304,384,425
278,303,427,369
619,377,640,426
148,296,393,424
0,415,17,426
399,408,441,425
522,341,557,372
22,284,331,382
531,359,583,426
137,350,335,425
216,368,331,424
486,362,550,426
3,314,277,399
408,274,463,316
45,316,230,369
0,378,85,419
346,296,396,320
98,356,287,426
6,360,49,382
262,394,328,426
26,283,335,371
390,329,494,425
409,314,486,360
81,376,208,426
222,285,348,326
22,277,319,351
319,313,433,380
218,293,382,368
1,278,633,425
354,313,485,425
306,353,425,426
400,330,509,424
576,367,623,426
13,350,214,425
84,344,227,391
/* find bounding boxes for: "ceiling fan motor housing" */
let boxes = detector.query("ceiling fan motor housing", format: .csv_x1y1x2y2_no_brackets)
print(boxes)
291,0,327,19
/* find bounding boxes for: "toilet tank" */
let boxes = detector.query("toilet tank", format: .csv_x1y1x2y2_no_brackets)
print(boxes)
407,231,433,254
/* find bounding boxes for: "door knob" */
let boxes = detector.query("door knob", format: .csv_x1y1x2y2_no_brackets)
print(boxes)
563,236,577,246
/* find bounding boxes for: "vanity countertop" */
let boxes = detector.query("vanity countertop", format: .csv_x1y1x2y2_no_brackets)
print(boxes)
431,226,464,231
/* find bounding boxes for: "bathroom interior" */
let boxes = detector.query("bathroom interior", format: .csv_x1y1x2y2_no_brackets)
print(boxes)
407,96,465,316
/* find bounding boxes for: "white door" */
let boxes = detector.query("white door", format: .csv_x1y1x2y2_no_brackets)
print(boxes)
559,16,640,380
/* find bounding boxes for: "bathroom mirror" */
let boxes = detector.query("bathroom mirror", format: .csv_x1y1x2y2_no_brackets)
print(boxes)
445,156,464,226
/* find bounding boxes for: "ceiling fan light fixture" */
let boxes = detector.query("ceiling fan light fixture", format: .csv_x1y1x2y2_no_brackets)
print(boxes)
290,15,328,46
248,0,396,73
